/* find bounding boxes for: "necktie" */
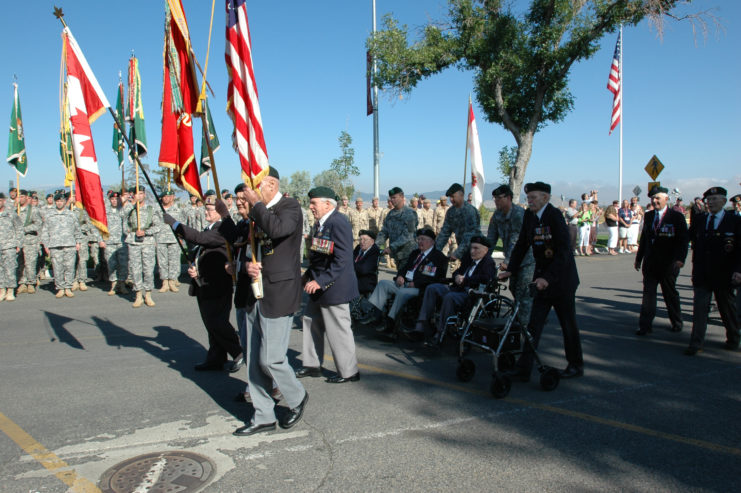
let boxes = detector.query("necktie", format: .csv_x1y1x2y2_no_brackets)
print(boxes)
411,253,425,271
355,250,364,263
708,214,716,232
653,211,662,232
315,221,321,234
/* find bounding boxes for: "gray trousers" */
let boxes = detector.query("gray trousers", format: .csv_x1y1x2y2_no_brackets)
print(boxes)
75,242,89,281
128,243,155,291
156,242,181,280
19,243,40,284
245,302,306,425
0,247,18,288
689,284,739,349
104,243,128,282
302,300,358,378
369,279,418,319
50,247,76,290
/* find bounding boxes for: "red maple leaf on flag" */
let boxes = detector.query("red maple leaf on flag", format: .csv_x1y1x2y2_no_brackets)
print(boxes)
69,108,97,159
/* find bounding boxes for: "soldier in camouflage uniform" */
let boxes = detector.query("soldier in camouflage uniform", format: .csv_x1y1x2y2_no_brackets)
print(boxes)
435,183,481,265
348,197,369,248
418,198,435,230
337,196,351,218
125,187,161,308
366,197,384,235
103,191,129,296
15,190,44,294
0,193,23,301
155,190,183,293
185,194,206,231
375,187,418,270
69,192,100,292
41,192,82,298
487,185,534,327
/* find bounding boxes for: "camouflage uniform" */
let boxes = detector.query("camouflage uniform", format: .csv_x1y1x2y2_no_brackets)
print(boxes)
41,207,82,291
337,204,351,218
417,207,435,230
435,203,480,260
126,203,161,292
301,207,312,260
375,206,418,269
155,205,183,283
16,203,43,287
0,206,23,291
73,207,100,284
487,204,535,327
104,203,128,283
366,206,384,235
348,208,369,247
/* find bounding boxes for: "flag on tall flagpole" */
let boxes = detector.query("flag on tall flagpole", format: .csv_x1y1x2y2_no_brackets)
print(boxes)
226,0,269,189
200,97,220,176
112,79,125,169
607,31,622,135
159,0,202,198
62,26,109,236
467,101,485,208
7,82,28,177
59,84,75,186
127,55,148,159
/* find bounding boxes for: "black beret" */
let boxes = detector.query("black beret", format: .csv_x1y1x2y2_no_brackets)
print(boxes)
220,189,229,195
702,186,727,199
234,183,247,194
470,235,491,248
358,229,376,240
524,182,551,194
730,194,741,204
446,183,464,196
267,167,280,180
127,186,138,193
308,186,336,200
648,186,668,197
54,192,65,201
492,184,513,198
388,186,403,196
416,227,436,240
19,189,29,196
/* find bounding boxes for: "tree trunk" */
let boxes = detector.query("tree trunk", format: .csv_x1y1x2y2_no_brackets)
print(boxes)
508,131,534,205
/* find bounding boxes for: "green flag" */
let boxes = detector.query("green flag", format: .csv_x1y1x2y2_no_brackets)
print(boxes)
199,97,220,176
127,55,147,159
112,80,125,168
7,83,27,176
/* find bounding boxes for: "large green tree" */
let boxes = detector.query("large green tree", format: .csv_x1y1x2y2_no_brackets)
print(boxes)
283,170,312,207
368,0,690,202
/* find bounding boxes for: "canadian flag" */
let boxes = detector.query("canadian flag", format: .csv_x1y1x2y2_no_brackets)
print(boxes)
468,102,485,208
64,27,110,236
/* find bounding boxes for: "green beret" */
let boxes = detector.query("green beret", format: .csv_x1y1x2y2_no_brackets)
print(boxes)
308,186,336,200
204,189,216,196
19,189,29,196
446,183,464,196
648,186,668,197
388,186,403,197
492,184,513,198
702,186,727,199
46,193,53,199
54,192,65,201
127,186,138,193
0,192,5,199
163,189,175,196
9,187,17,192
524,182,551,194
268,167,280,180
358,229,376,240
470,235,491,248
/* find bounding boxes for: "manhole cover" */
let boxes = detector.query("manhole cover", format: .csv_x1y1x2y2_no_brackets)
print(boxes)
99,451,215,493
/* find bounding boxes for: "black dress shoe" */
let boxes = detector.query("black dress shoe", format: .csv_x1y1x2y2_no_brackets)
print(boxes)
670,325,683,333
723,341,740,351
194,361,223,371
280,392,309,429
226,356,245,373
683,346,702,356
326,372,360,384
559,365,584,379
635,328,652,336
233,422,276,436
295,367,322,378
503,367,531,382
234,392,249,403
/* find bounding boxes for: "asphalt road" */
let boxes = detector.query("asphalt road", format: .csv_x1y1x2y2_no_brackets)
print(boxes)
0,253,739,492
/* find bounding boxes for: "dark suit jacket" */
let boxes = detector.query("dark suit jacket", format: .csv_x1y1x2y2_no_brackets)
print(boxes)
304,209,359,305
171,220,232,300
689,211,741,288
353,243,380,295
219,196,303,318
396,247,449,294
636,207,689,273
508,203,579,296
450,253,496,292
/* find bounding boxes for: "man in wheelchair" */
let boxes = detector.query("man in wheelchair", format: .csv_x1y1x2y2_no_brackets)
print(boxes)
407,235,496,345
362,228,448,337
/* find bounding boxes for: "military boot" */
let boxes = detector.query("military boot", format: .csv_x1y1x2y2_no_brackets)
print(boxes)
132,291,144,308
144,291,156,307
159,279,170,293
168,280,179,293
78,281,88,291
17,284,28,294
107,281,116,296
117,281,130,295
0,288,6,301
56,289,65,298
5,289,15,301
71,280,79,291
27,284,36,294
64,289,74,298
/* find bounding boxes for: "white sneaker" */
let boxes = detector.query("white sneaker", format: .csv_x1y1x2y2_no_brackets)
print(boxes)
618,248,625,254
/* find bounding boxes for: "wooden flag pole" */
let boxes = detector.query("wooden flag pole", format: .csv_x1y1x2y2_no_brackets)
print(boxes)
15,171,20,213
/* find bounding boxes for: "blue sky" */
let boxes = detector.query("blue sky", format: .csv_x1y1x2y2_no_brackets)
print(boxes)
2,1,739,203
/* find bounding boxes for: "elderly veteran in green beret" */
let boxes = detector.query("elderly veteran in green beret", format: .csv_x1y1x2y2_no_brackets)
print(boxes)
375,186,418,270
435,182,481,262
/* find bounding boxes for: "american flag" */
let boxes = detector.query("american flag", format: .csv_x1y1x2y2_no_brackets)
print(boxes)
226,0,269,189
607,32,621,135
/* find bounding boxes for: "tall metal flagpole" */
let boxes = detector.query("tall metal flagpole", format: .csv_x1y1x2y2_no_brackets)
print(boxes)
618,24,623,204
372,0,380,198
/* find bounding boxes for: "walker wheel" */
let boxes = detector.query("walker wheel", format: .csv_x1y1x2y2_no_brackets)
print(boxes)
490,374,511,399
456,359,476,382
539,368,560,392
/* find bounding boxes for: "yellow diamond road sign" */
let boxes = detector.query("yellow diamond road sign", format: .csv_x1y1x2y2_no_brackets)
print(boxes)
645,155,664,180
